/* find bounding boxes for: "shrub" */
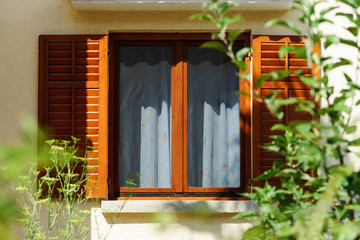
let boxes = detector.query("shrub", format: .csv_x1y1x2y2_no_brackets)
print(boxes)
194,0,360,239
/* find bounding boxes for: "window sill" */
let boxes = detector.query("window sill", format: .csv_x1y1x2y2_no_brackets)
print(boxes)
101,200,257,214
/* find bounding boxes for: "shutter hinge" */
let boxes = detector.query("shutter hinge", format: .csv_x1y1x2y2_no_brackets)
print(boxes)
108,51,111,60
247,51,253,60
107,178,111,185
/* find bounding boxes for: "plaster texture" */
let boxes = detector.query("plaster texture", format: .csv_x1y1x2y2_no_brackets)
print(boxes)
0,0,300,142
3,0,355,240
92,208,254,240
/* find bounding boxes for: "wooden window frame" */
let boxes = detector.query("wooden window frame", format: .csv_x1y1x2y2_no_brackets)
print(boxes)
108,33,251,199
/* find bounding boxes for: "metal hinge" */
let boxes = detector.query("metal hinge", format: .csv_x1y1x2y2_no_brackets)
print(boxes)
107,178,111,185
108,51,111,60
247,51,253,60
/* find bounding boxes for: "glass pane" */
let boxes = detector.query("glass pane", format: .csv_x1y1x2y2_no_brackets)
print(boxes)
119,46,172,188
187,46,240,188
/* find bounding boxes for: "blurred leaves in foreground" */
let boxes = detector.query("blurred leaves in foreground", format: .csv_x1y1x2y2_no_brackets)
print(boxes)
0,115,40,240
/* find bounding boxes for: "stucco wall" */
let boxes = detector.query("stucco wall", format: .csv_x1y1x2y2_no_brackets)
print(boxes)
0,1,305,239
0,0,300,142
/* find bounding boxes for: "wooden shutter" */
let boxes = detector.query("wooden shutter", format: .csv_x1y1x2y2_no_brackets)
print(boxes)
252,35,318,181
39,35,108,198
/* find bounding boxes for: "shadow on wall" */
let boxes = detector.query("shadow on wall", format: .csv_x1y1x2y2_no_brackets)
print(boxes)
94,201,255,240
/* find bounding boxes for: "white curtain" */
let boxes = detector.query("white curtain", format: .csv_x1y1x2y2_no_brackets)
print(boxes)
187,46,241,188
119,46,172,188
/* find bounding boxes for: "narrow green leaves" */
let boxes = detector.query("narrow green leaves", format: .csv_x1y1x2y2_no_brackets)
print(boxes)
265,19,302,35
200,41,227,53
228,29,244,43
235,47,250,61
325,58,352,72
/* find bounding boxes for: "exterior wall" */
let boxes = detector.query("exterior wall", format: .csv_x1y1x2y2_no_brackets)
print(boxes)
1,0,311,239
316,0,360,171
0,0,300,142
93,200,256,240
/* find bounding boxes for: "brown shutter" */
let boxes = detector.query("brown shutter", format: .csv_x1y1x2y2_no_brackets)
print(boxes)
39,35,108,198
252,35,318,182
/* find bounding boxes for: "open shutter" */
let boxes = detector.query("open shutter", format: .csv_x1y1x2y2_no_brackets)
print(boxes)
252,35,318,182
39,35,108,198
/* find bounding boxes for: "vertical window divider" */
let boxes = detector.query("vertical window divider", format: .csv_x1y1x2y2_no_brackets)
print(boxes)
182,42,188,193
172,41,184,193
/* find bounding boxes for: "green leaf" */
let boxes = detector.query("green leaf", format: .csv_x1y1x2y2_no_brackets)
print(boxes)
348,81,360,90
232,210,258,220
333,222,359,240
336,12,353,19
311,18,333,28
300,76,318,88
344,73,352,82
328,165,352,177
242,224,278,240
320,6,338,17
235,47,250,61
232,59,248,71
265,19,302,35
346,125,357,134
271,124,287,132
270,70,291,81
279,45,307,59
340,38,359,48
222,15,243,27
264,91,279,104
346,26,359,36
200,41,227,53
350,138,360,146
253,167,281,181
256,74,271,87
238,91,251,97
228,29,244,43
325,58,352,72
293,122,315,140
324,35,339,49
338,0,359,9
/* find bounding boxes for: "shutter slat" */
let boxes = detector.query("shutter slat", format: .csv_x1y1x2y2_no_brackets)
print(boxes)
253,35,319,186
39,35,108,198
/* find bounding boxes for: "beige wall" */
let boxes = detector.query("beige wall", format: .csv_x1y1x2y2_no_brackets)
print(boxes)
2,1,359,240
0,0,300,142
1,1,301,239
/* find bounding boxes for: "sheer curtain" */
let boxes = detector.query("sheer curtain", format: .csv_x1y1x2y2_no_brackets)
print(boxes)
119,46,172,188
187,46,241,188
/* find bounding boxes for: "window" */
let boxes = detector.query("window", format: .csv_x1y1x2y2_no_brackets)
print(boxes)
38,33,314,199
108,33,251,197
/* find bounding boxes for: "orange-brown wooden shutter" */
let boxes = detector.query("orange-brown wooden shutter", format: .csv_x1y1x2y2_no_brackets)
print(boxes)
252,35,317,181
39,35,108,198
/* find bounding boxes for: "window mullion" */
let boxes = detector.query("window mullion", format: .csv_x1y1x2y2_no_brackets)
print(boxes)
171,41,184,192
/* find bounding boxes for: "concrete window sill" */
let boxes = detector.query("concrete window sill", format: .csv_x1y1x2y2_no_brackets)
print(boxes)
101,200,257,214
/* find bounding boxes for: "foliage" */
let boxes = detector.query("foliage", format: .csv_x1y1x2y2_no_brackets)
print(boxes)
0,116,39,240
0,117,96,240
194,0,360,239
15,137,95,240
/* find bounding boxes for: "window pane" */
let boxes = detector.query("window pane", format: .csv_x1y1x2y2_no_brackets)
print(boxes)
187,46,240,188
119,46,172,188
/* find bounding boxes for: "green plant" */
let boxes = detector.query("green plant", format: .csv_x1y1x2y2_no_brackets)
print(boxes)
0,116,39,240
93,178,137,240
193,0,360,239
15,137,95,240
